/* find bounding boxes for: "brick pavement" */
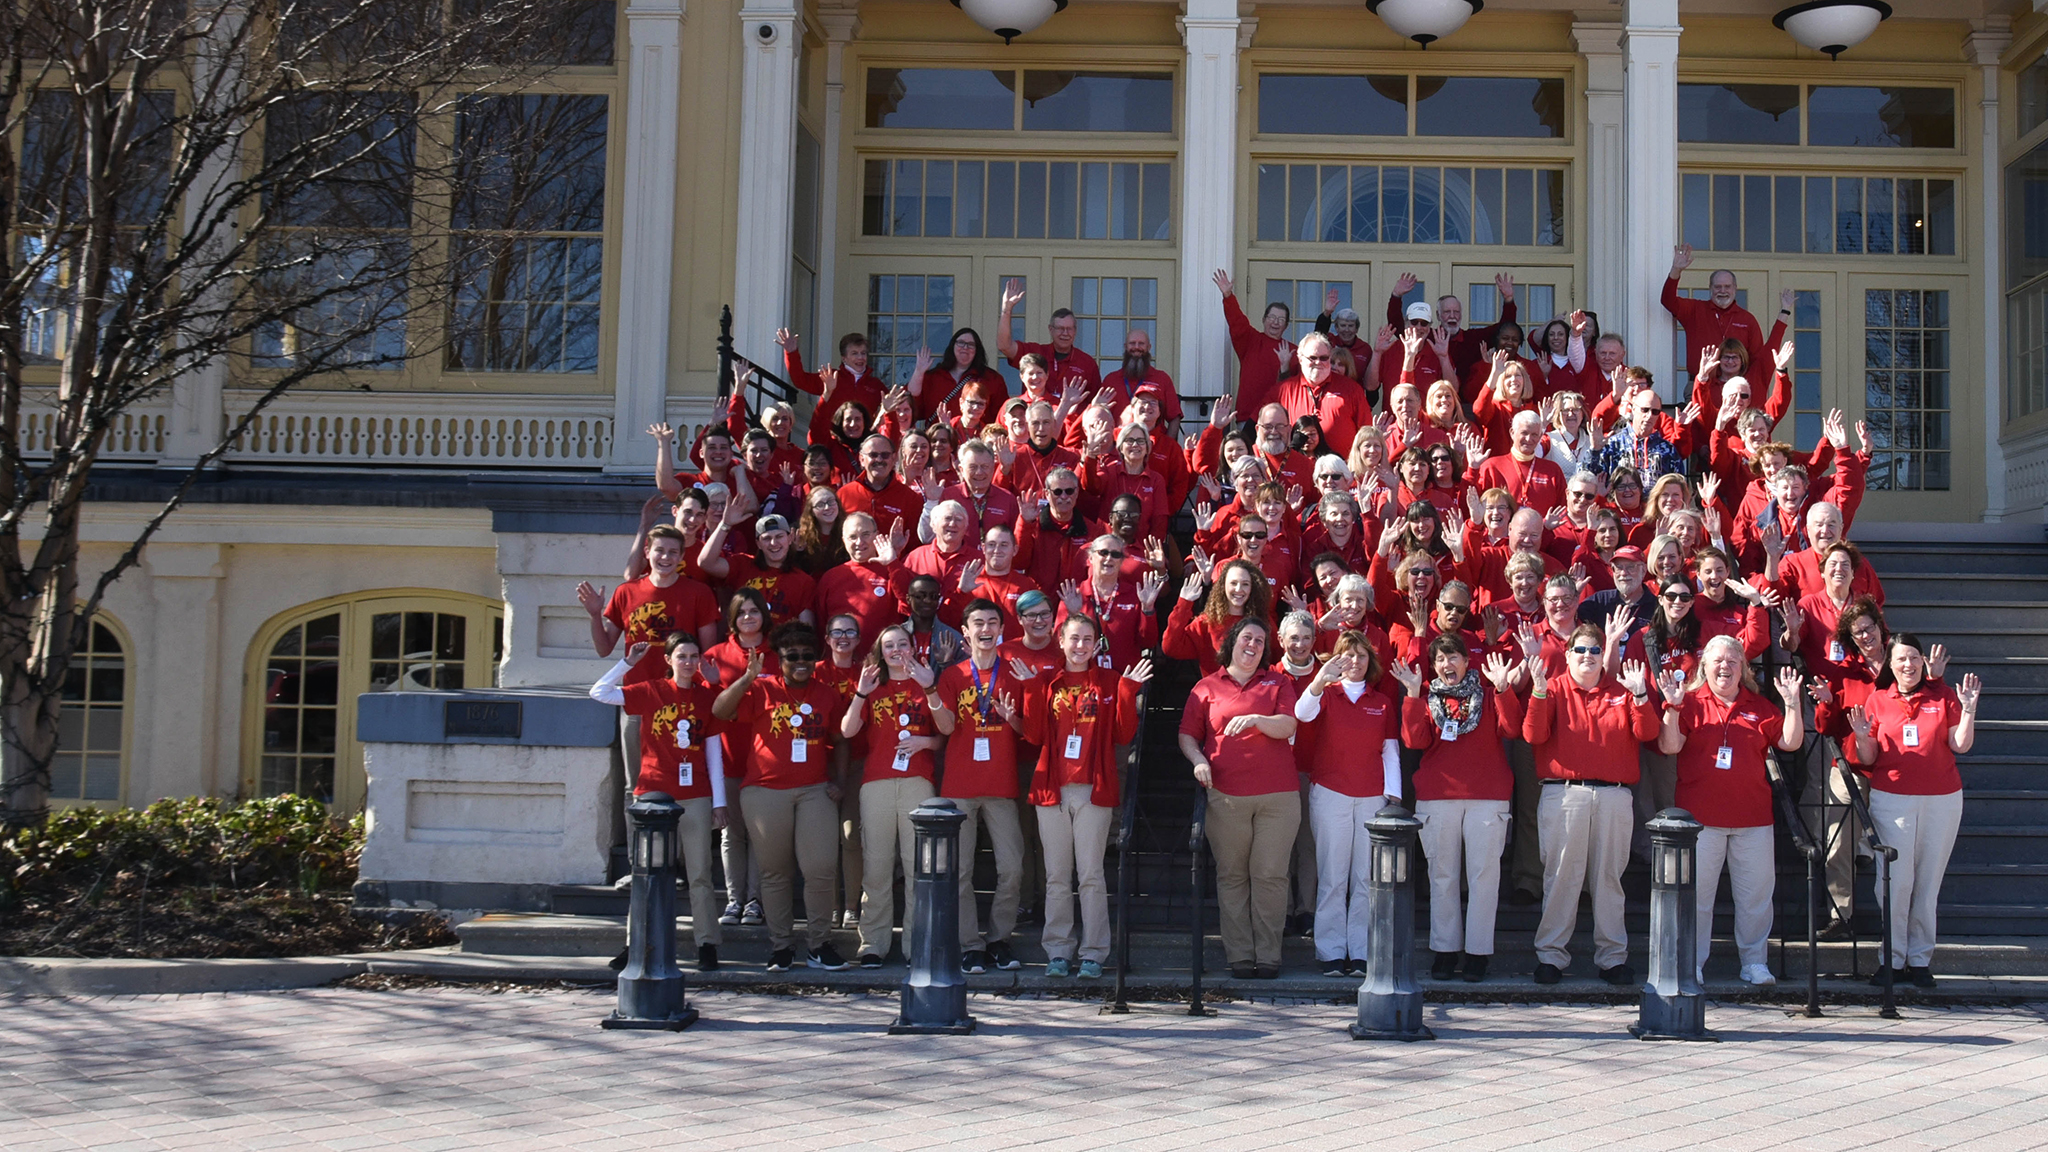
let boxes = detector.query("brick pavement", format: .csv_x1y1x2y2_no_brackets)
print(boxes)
3,987,2047,1150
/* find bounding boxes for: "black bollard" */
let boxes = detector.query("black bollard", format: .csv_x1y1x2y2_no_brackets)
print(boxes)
890,798,976,1035
1351,805,1433,1042
602,792,698,1031
1631,808,1716,1042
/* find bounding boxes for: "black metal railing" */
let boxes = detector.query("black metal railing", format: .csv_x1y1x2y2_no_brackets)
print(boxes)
716,305,799,417
1107,690,1150,1014
1834,742,1900,1019
1769,755,1823,1018
1186,787,1213,1017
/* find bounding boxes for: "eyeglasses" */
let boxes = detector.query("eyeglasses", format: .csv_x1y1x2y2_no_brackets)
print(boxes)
827,628,860,638
1096,549,1127,559
1439,602,1471,614
1257,423,1289,433
781,649,818,661
1303,355,1331,364
1238,531,1267,541
1048,487,1077,497
1019,610,1054,622
1569,645,1603,656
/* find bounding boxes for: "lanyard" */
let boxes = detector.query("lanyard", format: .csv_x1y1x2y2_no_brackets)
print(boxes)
967,657,997,723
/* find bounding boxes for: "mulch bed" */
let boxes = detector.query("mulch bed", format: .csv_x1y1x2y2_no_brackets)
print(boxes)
1,879,456,959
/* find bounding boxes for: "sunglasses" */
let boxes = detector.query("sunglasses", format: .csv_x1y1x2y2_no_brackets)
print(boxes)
1303,355,1332,364
1239,531,1267,541
1661,591,1695,603
1569,644,1603,656
1439,602,1471,614
1048,487,1077,497
1096,549,1126,559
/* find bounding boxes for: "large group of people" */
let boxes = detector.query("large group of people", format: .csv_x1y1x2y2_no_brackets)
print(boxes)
578,245,1979,989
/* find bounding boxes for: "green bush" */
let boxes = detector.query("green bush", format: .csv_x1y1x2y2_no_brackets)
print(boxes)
2,795,362,903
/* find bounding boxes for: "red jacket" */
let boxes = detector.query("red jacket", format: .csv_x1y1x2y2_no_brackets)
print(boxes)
1662,278,1769,390
1020,667,1140,807
1224,295,1288,419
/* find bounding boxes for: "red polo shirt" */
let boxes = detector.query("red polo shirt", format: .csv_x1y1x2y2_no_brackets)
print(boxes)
1300,682,1399,798
813,560,903,654
1846,681,1964,796
1181,667,1301,797
1472,454,1567,517
1674,686,1784,829
838,476,924,538
1523,673,1660,784
1007,341,1100,391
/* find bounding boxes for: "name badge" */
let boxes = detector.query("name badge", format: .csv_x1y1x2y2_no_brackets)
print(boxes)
1902,723,1920,748
678,761,694,787
974,736,992,762
892,746,912,772
1828,640,1845,663
790,738,808,763
1065,733,1084,760
1714,745,1733,771
1440,722,1459,743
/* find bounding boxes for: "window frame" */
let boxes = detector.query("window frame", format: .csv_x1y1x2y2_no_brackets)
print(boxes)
49,613,136,811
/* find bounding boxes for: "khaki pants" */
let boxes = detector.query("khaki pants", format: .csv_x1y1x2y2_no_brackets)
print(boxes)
1039,783,1115,963
1416,798,1512,957
741,783,838,951
1802,753,1867,923
857,775,936,958
1205,789,1301,969
953,796,1026,950
1535,782,1634,971
1307,785,1376,962
721,772,760,906
1291,772,1318,917
1016,750,1046,914
674,796,723,948
1632,747,1678,858
838,781,864,918
1506,740,1543,897
1869,789,1963,970
1695,824,1775,971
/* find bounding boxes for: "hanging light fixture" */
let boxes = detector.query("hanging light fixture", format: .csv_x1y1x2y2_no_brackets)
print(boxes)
1366,0,1482,49
1771,0,1892,60
950,0,1068,45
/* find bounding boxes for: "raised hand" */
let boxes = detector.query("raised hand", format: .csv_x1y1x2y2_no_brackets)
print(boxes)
576,581,606,615
1699,471,1720,507
1058,579,1084,614
1008,657,1038,682
1137,569,1166,612
1568,562,1589,590
1697,344,1719,383
744,648,767,680
1482,651,1519,694
1543,503,1569,530
1618,659,1650,697
1779,598,1803,640
1389,660,1424,695
1393,272,1420,297
625,641,653,664
1773,665,1804,703
1494,272,1515,302
1401,325,1427,358
855,661,882,696
1670,242,1695,275
1377,517,1405,554
959,559,983,593
1958,672,1982,714
880,516,908,564
1286,483,1305,510
995,692,1019,723
1846,704,1873,738
1211,269,1235,297
1194,500,1217,531
1679,400,1703,428
1124,657,1155,687
1928,642,1949,680
1761,520,1786,561
1373,324,1398,352
775,327,801,353
779,460,797,487
1209,394,1234,430
1855,419,1870,454
1481,604,1504,646
647,422,674,444
1656,667,1685,705
1431,326,1451,357
1570,310,1592,339
1824,408,1848,449
1281,585,1310,615
1003,278,1027,312
1774,340,1795,374
1517,619,1541,660
908,657,936,689
1806,677,1834,705
1603,606,1633,653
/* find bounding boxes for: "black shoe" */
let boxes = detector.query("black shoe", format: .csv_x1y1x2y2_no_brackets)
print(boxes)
1285,912,1313,937
608,948,628,972
1462,955,1489,983
986,940,1022,970
1817,918,1853,942
1254,965,1280,980
1016,906,1044,927
1323,959,1350,978
1347,959,1367,977
961,950,990,975
1533,962,1563,985
1508,888,1542,907
1870,966,1907,987
1431,951,1461,981
1907,965,1936,990
1598,964,1636,986
807,944,848,971
697,944,720,972
1229,962,1256,980
857,953,885,970
766,948,796,972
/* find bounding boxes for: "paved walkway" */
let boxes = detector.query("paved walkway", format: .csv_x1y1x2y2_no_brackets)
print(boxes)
4,987,2047,1150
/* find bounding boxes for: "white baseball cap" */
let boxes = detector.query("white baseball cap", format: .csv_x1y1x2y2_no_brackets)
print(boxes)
1405,301,1434,323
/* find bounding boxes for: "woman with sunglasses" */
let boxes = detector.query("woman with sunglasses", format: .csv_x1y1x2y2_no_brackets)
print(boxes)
1370,503,1457,630
814,614,869,929
1621,572,1704,831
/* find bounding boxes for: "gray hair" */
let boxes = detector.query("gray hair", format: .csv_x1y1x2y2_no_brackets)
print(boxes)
1335,573,1373,603
1279,610,1320,637
1333,307,1361,324
932,499,970,524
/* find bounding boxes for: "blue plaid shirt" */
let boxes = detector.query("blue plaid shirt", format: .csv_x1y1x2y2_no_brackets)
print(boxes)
1593,426,1686,483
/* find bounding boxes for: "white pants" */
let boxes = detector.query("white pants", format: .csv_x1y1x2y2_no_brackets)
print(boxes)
1416,798,1511,957
1038,784,1114,963
1307,785,1376,962
1535,783,1634,970
1869,789,1964,970
1694,824,1775,971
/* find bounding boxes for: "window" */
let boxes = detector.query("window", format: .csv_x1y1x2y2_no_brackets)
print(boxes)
446,94,609,374
2009,138,2048,420
1256,164,1564,246
862,158,1170,241
792,126,822,343
2011,281,2048,421
2023,55,2048,139
866,68,1172,132
1679,172,1955,256
51,619,129,805
1264,280,1349,344
1790,290,1824,450
1467,283,1556,330
261,612,343,804
867,274,955,386
1864,289,1949,491
1255,74,1564,138
1070,277,1158,361
1678,83,1955,148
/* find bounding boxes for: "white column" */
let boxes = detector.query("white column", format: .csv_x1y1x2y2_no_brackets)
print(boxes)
1621,0,1681,398
608,0,688,474
1176,0,1244,409
812,7,860,368
1971,21,2013,521
734,0,803,367
1574,22,1626,325
138,544,225,800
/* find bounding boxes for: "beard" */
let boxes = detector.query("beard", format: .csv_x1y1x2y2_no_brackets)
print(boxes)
1122,351,1151,379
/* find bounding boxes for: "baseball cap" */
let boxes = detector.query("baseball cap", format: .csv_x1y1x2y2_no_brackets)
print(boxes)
1611,545,1646,565
1405,301,1434,323
755,513,791,537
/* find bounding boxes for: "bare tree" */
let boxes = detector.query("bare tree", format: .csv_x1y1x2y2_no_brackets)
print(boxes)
0,0,603,823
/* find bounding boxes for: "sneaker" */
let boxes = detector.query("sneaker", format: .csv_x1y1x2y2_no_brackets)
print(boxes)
718,901,742,926
1347,959,1367,978
1907,965,1937,989
1598,964,1636,986
1533,962,1563,985
1461,955,1488,983
1740,963,1777,986
1430,951,1461,981
1322,959,1350,978
857,953,885,970
986,940,1022,971
1045,957,1071,978
961,950,989,975
808,944,849,971
766,948,796,972
1078,959,1103,980
1818,918,1853,942
740,900,765,926
698,944,720,972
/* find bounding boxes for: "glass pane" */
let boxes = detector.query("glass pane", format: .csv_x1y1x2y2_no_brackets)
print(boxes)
269,663,300,705
955,161,983,238
865,68,1014,129
1048,162,1077,239
1103,277,1127,315
1804,176,1833,253
1289,164,1316,242
57,707,83,750
436,613,465,661
1866,177,1894,254
304,759,335,805
264,708,300,753
1132,278,1157,316
369,661,400,692
892,159,922,236
986,160,1015,239
1537,170,1564,246
1020,72,1173,132
87,709,122,751
261,756,297,797
304,659,338,706
452,95,608,233
1382,166,1410,244
1141,163,1170,240
1017,162,1045,238
1412,167,1440,244
1258,75,1407,136
91,622,117,652
1680,173,1710,251
1110,162,1139,240
1319,165,1349,243
83,754,120,801
1898,178,1925,255
1677,84,1798,144
272,624,304,658
88,665,122,703
1257,163,1286,242
1927,179,1955,257
1775,176,1802,253
49,757,81,801
371,612,401,660
1836,178,1863,253
405,612,434,660
925,160,953,238
1441,167,1472,244
1504,168,1532,246
1472,168,1499,245
1416,77,1564,138
1352,166,1381,243
2025,56,2048,137
1712,174,1741,252
1744,175,1772,252
1079,161,1108,239
1074,277,1099,315
1808,86,1956,149
861,159,887,235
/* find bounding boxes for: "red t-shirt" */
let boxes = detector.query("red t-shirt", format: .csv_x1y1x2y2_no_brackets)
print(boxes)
999,637,1066,683
1020,667,1140,807
1846,681,1965,796
967,569,1041,632
893,541,982,627
1055,579,1158,674
702,638,778,691
1180,667,1301,797
730,676,844,789
1301,682,1398,798
813,560,903,654
855,676,941,784
1674,687,1784,828
603,576,718,685
620,679,721,800
721,554,817,627
837,476,924,538
935,659,1021,799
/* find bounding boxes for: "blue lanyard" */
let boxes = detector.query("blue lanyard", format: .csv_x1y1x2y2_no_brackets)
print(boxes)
967,657,996,722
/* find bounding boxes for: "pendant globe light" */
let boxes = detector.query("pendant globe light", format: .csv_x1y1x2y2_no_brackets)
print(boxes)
1771,0,1892,60
951,0,1068,45
1366,0,1482,49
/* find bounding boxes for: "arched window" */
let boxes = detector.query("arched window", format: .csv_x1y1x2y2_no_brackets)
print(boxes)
246,591,504,811
51,616,132,806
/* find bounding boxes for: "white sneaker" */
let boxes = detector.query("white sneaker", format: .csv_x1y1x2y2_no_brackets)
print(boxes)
1740,964,1777,986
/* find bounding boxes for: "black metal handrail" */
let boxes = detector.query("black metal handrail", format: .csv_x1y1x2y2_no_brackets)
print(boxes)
716,305,799,416
1830,741,1899,1018
1186,787,1212,1017
1106,689,1149,1015
1768,755,1823,1018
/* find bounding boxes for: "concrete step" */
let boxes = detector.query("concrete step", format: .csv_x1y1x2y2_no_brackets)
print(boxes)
1964,720,2048,757
1960,790,2048,824
1881,574,2048,602
1881,629,2048,659
1966,689,2046,723
1882,602,2048,632
1936,864,2048,904
1960,756,2048,790
1949,825,2048,866
1860,543,2048,577
1945,657,2048,689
